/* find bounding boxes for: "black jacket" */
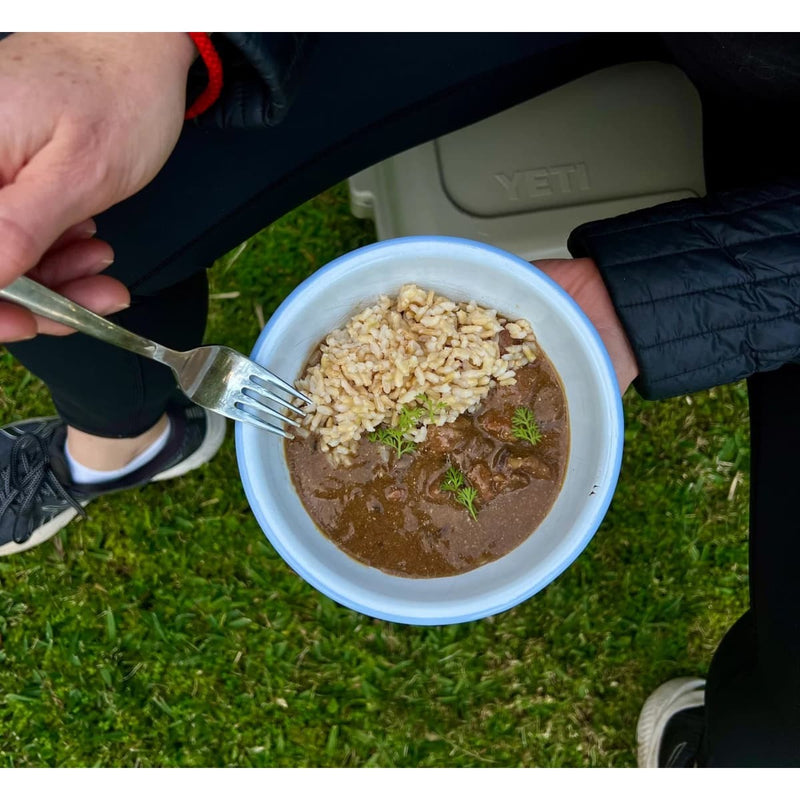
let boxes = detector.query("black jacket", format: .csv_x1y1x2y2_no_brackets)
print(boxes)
569,180,800,400
189,33,317,127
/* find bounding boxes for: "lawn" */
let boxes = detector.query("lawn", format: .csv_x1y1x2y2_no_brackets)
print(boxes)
0,184,750,767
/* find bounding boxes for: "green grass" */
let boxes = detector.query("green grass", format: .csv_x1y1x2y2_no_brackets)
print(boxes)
0,184,750,767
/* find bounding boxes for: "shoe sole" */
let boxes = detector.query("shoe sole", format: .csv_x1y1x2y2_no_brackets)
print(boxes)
636,677,706,768
0,410,227,557
0,502,91,557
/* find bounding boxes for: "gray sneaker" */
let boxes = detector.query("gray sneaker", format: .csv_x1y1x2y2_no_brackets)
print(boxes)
0,404,226,557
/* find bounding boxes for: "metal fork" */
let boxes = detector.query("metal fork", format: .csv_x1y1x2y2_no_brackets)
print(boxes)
0,276,310,439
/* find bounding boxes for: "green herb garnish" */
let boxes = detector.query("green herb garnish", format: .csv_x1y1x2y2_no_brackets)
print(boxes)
397,404,424,430
368,427,417,458
368,404,424,458
368,396,448,459
416,393,448,423
440,465,479,520
441,464,465,493
512,406,542,446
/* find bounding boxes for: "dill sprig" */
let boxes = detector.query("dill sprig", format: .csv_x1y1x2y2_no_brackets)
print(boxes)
397,404,424,430
368,396,447,458
455,486,479,520
441,464,465,493
440,465,479,520
368,427,416,458
368,404,424,458
416,393,448,423
512,406,542,446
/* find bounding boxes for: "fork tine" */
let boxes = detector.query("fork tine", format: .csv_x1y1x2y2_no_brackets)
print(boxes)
237,390,302,427
249,369,311,406
246,380,308,417
230,402,295,439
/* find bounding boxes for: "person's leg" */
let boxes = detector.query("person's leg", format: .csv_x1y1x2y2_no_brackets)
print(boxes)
0,245,217,556
7,271,209,438
639,367,800,767
666,37,800,759
640,366,800,766
697,366,800,766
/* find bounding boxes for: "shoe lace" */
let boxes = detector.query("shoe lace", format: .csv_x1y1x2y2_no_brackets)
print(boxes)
0,431,86,544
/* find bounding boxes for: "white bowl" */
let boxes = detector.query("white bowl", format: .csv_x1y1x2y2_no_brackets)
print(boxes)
235,236,623,625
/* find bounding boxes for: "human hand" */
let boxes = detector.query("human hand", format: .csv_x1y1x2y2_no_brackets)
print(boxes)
0,32,197,340
534,257,639,395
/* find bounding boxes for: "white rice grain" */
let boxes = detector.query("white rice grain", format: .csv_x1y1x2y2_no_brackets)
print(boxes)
294,284,539,464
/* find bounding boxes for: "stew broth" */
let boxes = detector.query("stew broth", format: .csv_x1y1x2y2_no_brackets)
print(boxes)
285,357,569,578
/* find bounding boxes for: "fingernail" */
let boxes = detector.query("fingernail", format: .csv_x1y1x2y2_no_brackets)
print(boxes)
79,221,98,238
109,301,130,314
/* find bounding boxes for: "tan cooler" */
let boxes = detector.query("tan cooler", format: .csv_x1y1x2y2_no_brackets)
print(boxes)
348,62,706,261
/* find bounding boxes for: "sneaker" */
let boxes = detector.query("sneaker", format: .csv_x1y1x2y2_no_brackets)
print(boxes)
636,677,706,767
0,404,226,557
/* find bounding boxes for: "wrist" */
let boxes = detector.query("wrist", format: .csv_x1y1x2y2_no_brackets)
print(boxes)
22,32,199,82
142,32,198,74
534,256,640,394
577,257,640,393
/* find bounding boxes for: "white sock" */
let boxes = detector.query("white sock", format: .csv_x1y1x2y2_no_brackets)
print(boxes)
65,420,172,484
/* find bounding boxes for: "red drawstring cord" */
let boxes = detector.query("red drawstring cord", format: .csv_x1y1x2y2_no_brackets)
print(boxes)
185,33,223,120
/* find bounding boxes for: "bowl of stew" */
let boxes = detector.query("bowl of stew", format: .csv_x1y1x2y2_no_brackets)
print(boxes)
235,236,623,625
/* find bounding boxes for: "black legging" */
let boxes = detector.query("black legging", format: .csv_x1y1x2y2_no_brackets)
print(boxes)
4,32,800,765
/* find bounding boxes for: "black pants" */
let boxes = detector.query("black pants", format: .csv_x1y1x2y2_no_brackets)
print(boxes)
698,367,800,766
4,33,800,764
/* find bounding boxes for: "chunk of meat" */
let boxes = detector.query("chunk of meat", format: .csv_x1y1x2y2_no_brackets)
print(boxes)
385,486,408,502
424,417,473,454
507,454,551,480
477,408,515,441
466,461,497,503
533,385,565,423
424,426,462,454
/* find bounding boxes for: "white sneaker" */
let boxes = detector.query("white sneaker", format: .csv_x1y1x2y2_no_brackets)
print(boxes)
636,677,706,767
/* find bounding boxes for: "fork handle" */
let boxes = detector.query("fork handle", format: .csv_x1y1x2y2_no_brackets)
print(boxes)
0,276,179,363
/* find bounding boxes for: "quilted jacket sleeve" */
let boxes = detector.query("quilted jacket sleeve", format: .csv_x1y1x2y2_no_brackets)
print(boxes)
187,33,317,128
567,179,800,399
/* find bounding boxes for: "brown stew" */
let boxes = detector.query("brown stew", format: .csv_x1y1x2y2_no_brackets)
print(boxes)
285,355,569,578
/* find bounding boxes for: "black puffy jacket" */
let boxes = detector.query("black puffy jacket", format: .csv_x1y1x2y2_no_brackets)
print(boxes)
568,180,800,399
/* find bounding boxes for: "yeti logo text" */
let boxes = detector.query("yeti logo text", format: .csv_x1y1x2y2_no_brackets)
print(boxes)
494,163,591,201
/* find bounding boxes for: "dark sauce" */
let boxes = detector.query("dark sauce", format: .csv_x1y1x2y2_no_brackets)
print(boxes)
285,358,569,578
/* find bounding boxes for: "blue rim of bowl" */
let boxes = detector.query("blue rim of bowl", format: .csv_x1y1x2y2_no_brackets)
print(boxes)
235,235,624,625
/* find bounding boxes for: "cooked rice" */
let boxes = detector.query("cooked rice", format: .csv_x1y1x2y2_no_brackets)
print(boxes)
295,284,539,464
